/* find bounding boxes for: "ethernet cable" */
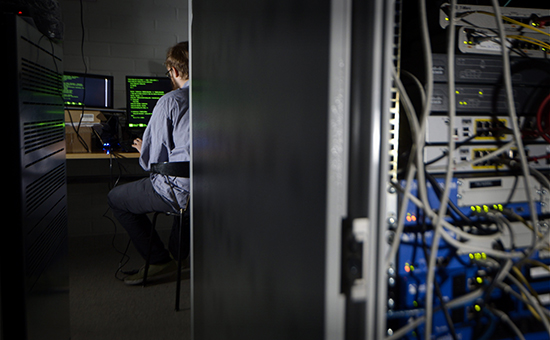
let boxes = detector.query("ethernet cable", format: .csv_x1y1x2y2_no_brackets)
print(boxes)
415,0,434,220
491,0,541,256
506,272,550,333
511,266,548,322
385,288,484,340
497,281,550,319
425,0,457,337
390,180,525,259
486,306,527,340
507,34,550,51
387,67,421,270
424,140,517,172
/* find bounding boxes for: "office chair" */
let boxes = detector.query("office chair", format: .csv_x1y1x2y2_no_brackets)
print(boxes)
142,161,190,311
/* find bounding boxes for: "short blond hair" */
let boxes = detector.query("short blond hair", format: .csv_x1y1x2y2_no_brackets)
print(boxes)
165,42,189,79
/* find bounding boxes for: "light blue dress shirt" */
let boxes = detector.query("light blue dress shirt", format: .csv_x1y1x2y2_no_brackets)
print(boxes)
139,81,190,210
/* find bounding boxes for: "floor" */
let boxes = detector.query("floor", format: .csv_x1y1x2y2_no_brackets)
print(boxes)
69,233,191,340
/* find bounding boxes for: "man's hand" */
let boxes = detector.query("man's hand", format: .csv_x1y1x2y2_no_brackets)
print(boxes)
132,138,143,153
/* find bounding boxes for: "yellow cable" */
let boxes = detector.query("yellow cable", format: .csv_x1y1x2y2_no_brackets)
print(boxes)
511,266,550,323
512,267,542,321
478,11,550,38
523,259,550,272
507,35,550,50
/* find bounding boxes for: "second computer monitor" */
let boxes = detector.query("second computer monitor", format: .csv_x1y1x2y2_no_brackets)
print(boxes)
126,75,173,128
63,72,114,109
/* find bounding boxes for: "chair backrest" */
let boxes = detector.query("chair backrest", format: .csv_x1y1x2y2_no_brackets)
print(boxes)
150,161,190,178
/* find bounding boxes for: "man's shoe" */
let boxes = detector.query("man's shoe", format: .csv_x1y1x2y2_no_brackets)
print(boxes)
124,260,178,285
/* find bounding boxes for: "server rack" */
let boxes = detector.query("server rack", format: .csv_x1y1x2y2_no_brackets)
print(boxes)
2,14,69,340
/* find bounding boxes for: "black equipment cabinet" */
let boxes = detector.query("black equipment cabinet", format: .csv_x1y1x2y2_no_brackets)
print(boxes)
191,1,332,339
2,15,69,340
190,0,396,338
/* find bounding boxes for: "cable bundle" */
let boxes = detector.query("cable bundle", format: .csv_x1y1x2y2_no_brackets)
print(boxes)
386,1,550,339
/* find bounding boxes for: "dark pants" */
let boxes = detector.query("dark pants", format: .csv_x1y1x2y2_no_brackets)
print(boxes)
107,177,190,265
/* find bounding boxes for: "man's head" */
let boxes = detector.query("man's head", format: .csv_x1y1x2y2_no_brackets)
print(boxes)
165,41,189,82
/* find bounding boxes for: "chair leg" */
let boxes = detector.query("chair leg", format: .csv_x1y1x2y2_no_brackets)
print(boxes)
175,209,183,311
143,212,160,287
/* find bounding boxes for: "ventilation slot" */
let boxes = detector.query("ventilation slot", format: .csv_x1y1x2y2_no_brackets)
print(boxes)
25,163,66,216
24,119,65,154
21,58,63,97
25,149,65,169
20,36,62,62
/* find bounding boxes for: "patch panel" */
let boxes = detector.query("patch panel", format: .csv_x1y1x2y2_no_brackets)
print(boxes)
424,143,550,173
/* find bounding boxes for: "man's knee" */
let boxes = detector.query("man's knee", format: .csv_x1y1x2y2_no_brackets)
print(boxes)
107,185,122,210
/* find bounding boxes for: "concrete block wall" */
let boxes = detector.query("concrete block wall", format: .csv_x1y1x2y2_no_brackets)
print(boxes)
59,0,189,109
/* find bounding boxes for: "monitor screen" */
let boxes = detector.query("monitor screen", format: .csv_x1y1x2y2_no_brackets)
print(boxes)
63,72,114,108
126,76,173,128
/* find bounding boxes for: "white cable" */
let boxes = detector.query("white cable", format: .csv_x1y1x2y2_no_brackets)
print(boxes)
498,281,550,318
490,0,540,249
385,288,484,340
391,180,506,241
529,166,550,190
401,70,427,107
487,307,526,340
415,0,434,217
425,2,457,337
397,186,527,259
391,180,526,258
506,272,550,334
440,222,525,258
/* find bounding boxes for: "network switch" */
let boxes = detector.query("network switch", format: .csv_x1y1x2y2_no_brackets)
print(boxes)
432,53,550,86
431,83,547,114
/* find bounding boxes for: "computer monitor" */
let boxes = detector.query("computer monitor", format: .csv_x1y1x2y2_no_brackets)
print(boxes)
126,76,173,128
63,72,114,108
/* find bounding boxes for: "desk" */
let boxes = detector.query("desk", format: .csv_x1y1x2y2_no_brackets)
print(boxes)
66,152,140,160
66,152,146,179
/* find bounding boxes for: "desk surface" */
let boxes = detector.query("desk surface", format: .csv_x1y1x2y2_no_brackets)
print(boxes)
66,152,140,160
